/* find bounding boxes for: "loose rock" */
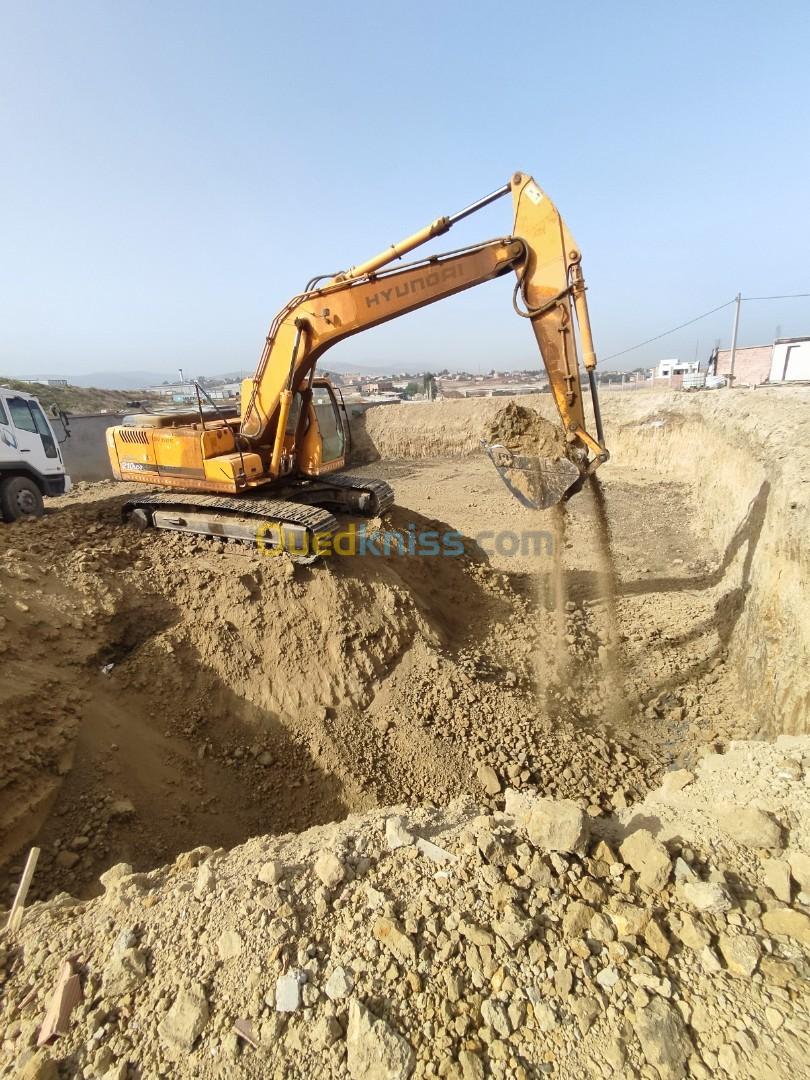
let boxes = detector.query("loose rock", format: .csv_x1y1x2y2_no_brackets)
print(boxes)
526,798,589,854
715,805,782,849
619,829,672,891
325,965,354,1001
346,1000,415,1080
386,816,415,850
762,857,792,902
476,763,502,796
787,850,810,892
158,983,209,1055
718,933,761,976
761,907,810,946
217,928,243,961
314,849,345,888
631,996,694,1079
678,881,732,913
101,932,148,997
276,971,304,1012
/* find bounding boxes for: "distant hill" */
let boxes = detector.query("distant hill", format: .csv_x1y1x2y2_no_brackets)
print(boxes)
34,370,166,390
0,376,160,415
12,361,424,388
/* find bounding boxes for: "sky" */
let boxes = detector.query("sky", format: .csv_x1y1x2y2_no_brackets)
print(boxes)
1,1,809,381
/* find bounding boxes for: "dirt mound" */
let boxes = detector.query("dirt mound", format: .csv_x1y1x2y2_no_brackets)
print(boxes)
0,488,656,904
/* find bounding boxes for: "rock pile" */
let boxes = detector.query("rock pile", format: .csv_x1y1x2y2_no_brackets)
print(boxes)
2,738,809,1079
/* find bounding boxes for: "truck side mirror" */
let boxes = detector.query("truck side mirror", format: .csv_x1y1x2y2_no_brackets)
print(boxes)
58,409,71,442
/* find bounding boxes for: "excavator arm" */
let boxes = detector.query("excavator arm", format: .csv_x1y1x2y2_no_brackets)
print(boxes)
240,172,607,498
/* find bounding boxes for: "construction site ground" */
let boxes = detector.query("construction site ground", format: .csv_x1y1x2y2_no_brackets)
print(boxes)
1,388,808,1079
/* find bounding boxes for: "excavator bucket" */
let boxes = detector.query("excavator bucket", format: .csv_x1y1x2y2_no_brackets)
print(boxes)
482,441,582,510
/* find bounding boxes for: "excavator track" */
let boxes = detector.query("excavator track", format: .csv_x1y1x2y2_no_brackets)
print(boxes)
122,492,340,563
288,473,395,516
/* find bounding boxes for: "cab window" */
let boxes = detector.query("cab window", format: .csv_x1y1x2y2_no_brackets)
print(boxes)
8,397,37,433
312,385,345,463
0,398,8,426
7,397,58,457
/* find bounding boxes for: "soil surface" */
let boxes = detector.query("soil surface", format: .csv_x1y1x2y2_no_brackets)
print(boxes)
1,389,808,1079
1,443,749,905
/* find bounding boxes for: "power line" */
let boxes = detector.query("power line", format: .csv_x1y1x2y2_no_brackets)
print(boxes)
741,292,810,301
602,290,810,363
602,300,735,362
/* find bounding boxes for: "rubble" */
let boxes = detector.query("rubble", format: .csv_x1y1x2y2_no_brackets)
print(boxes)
37,960,82,1045
0,738,806,1078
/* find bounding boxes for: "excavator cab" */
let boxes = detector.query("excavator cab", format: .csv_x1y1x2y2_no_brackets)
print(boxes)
311,382,346,464
295,378,348,476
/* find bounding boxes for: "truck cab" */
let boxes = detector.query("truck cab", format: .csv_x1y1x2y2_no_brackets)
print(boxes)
0,386,71,521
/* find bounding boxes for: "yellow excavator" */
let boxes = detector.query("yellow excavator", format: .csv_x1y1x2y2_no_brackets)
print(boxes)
107,171,608,558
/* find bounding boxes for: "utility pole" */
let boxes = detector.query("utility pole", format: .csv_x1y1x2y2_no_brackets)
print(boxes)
727,293,741,387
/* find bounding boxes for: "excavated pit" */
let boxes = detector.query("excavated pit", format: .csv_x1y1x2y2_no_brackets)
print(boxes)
1,389,808,906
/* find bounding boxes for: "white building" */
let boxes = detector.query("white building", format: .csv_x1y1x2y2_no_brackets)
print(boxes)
769,337,810,382
656,359,699,379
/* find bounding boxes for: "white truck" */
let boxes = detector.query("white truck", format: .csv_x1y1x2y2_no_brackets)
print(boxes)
0,386,72,521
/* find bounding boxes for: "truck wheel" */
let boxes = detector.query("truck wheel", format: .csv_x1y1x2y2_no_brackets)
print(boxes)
0,476,45,521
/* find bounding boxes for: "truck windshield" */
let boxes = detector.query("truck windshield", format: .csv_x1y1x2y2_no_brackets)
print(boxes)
29,401,59,458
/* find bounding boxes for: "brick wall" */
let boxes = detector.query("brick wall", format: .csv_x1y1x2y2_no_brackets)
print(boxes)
714,345,773,385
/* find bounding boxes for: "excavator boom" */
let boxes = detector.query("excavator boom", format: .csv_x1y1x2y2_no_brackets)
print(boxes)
240,172,607,493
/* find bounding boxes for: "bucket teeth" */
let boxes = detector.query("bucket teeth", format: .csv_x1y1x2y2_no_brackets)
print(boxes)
482,442,582,510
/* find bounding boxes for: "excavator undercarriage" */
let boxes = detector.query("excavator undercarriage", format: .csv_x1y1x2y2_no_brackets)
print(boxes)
123,475,394,562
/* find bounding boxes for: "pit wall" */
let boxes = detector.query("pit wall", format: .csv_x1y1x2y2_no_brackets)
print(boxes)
358,388,810,738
